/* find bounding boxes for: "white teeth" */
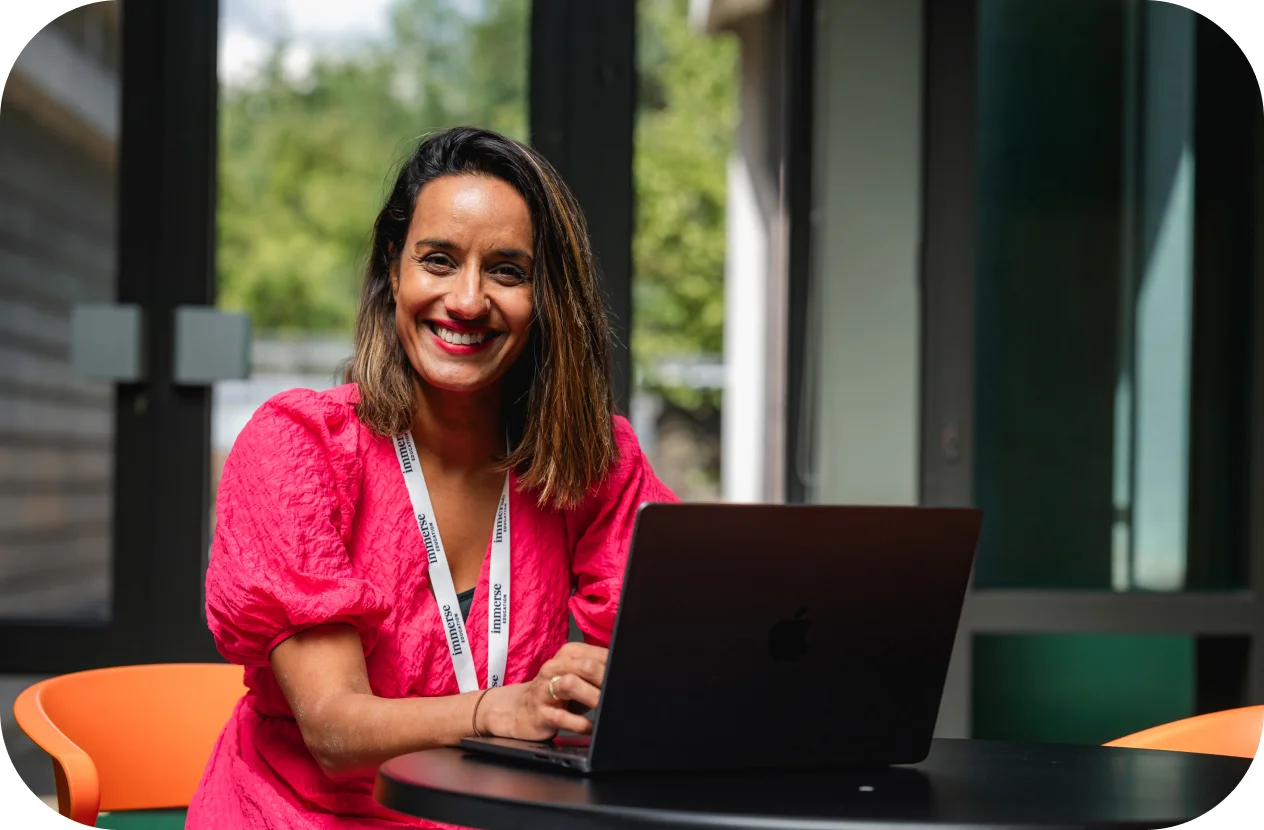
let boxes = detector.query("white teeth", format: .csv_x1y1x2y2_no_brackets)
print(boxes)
432,324,486,346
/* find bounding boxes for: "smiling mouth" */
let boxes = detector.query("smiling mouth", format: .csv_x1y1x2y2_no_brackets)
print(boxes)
426,321,501,348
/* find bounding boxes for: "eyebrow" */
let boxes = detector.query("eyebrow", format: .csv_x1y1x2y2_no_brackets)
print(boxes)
414,238,533,262
494,247,533,262
415,238,454,251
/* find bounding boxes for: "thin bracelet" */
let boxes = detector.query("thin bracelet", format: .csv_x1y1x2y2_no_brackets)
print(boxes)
471,688,491,738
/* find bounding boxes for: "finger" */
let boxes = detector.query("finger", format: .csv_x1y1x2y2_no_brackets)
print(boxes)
549,673,601,710
553,655,606,689
543,705,593,735
556,642,608,665
539,657,605,694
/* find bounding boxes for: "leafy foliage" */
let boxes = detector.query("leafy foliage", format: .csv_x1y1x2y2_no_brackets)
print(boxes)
633,0,737,400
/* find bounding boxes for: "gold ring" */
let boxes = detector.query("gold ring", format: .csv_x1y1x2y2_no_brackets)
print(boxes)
548,675,562,701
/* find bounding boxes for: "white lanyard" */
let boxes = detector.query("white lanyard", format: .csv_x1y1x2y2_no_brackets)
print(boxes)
392,433,510,693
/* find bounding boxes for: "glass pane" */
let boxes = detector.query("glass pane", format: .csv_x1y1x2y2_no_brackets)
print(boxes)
0,3,119,622
972,634,1195,745
631,0,737,501
971,0,1254,591
211,0,531,541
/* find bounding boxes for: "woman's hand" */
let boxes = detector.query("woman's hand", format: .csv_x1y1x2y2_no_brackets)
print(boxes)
480,642,607,741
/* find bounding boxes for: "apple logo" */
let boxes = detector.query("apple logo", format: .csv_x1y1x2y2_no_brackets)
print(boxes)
768,606,812,662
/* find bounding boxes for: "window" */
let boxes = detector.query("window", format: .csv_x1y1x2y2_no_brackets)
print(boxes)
972,0,1252,593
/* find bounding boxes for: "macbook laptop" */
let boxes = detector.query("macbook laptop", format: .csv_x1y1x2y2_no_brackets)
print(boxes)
459,502,981,774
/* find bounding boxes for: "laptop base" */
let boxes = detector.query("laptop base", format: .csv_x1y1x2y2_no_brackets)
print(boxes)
459,736,594,773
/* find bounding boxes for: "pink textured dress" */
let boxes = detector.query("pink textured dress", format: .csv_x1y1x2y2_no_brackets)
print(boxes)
188,384,676,829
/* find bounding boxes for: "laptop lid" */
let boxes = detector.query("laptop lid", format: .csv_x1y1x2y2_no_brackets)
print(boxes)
584,503,981,773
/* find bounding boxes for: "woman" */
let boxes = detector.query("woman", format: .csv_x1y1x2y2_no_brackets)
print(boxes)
188,126,677,829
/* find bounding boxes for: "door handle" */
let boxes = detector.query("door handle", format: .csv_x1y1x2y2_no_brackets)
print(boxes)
172,306,252,385
69,304,252,384
69,303,145,381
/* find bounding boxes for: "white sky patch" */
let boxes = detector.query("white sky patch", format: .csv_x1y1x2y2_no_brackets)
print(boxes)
280,41,316,84
218,24,271,86
218,0,395,86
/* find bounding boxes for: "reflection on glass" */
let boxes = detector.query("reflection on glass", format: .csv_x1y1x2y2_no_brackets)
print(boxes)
0,3,119,622
631,0,737,501
211,0,530,538
1127,8,1195,592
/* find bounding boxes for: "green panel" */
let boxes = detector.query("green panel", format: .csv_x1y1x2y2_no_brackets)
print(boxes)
95,809,187,830
972,634,1195,745
973,0,1127,589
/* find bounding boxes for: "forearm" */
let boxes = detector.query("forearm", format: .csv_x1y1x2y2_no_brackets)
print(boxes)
301,689,485,778
273,627,603,777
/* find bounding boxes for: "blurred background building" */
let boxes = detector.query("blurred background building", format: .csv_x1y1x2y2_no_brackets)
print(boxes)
2,0,1262,800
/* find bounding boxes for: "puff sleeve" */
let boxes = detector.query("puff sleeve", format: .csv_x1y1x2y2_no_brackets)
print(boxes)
205,389,391,668
565,416,678,645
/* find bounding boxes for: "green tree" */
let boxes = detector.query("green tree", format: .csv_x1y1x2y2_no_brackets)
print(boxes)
218,50,406,331
632,0,737,408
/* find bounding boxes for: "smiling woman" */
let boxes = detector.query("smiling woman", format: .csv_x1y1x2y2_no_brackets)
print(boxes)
189,126,678,830
347,127,620,510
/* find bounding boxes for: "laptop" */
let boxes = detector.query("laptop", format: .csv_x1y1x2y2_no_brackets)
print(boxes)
459,502,982,774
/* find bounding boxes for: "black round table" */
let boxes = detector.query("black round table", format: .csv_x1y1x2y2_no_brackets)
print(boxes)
374,739,1249,829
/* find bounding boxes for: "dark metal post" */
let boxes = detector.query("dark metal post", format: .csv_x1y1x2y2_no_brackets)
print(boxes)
529,0,637,413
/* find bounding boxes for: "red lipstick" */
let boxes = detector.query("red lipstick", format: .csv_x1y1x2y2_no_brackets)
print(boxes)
426,320,500,355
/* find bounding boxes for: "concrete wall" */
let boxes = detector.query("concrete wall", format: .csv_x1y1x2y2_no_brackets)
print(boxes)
805,0,923,506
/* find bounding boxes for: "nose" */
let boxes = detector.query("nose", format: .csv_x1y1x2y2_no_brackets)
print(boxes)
445,259,490,320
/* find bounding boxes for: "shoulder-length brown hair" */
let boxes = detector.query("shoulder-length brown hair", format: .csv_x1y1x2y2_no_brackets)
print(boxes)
345,126,617,510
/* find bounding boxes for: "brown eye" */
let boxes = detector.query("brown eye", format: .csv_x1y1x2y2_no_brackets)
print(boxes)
421,253,455,272
493,265,528,284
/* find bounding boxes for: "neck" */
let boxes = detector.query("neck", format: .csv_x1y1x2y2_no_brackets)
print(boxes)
411,380,503,474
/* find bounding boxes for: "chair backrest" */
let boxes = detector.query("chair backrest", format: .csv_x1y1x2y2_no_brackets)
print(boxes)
14,663,246,820
1104,705,1264,758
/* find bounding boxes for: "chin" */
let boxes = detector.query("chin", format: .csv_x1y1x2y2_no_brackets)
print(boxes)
417,369,501,395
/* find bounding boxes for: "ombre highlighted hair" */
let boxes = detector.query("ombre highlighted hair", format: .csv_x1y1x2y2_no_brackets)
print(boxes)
345,126,617,510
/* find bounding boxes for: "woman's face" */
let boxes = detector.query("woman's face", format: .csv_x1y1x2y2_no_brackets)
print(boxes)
392,174,535,396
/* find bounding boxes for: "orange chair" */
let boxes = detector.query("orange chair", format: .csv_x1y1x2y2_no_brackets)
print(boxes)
13,663,247,826
1105,705,1264,759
